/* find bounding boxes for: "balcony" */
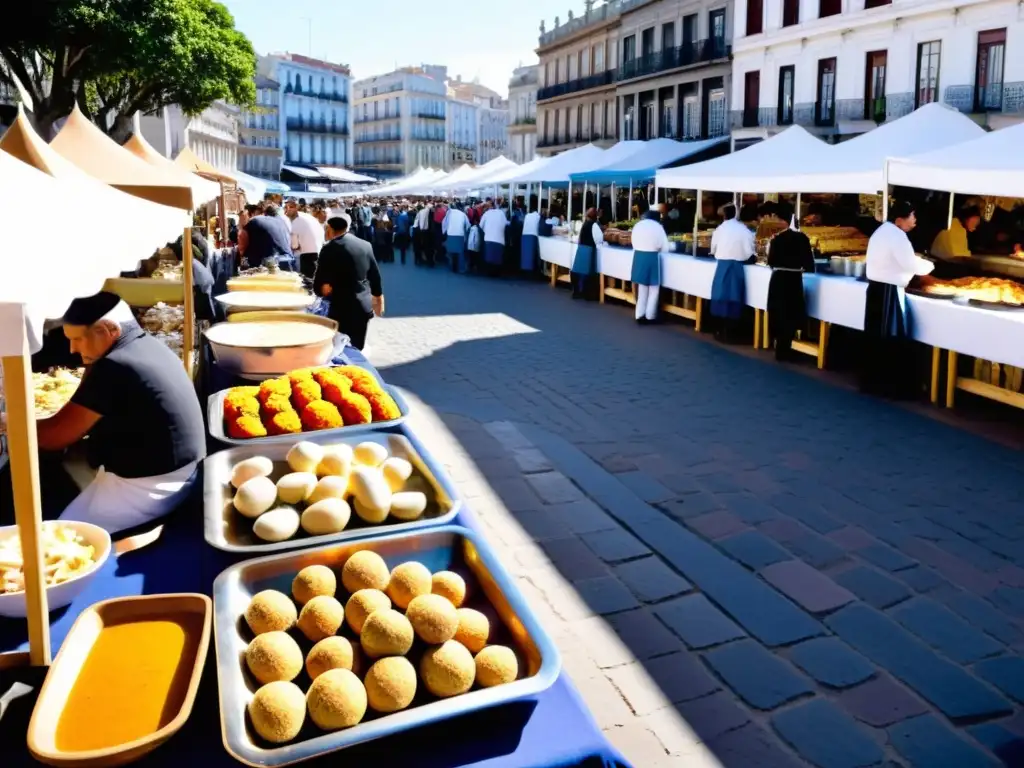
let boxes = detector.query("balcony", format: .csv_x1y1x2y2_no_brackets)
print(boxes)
618,40,731,83
285,117,350,136
945,82,1024,114
537,69,615,102
413,111,446,120
410,131,445,141
355,112,400,124
282,82,348,103
354,134,401,143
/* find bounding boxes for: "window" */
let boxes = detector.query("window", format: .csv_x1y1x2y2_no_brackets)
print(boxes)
819,0,841,18
581,48,590,77
864,50,887,120
661,101,674,138
624,101,635,140
707,87,727,137
864,0,890,7
976,29,1006,111
553,110,559,142
683,94,700,139
603,100,609,138
577,104,583,140
916,41,941,107
744,71,760,127
594,43,605,72
782,0,799,26
590,102,596,137
816,57,837,125
683,14,698,47
662,23,675,52
709,10,726,49
555,59,561,84
623,35,636,63
778,65,795,125
747,0,763,36
564,107,571,143
569,53,577,81
641,28,655,59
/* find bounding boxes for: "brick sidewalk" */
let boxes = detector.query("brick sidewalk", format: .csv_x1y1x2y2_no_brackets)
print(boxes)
365,260,1024,768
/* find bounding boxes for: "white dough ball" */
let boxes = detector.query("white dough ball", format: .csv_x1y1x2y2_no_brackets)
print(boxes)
253,506,300,542
381,457,413,492
234,476,278,519
286,441,324,474
276,472,318,505
354,497,389,524
316,444,354,477
350,467,392,520
353,442,388,468
308,475,350,504
390,491,427,521
230,456,274,489
301,498,352,535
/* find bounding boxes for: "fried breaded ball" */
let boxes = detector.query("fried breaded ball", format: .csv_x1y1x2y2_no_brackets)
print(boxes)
226,385,260,403
228,415,268,439
306,668,366,730
335,365,381,397
292,379,323,412
224,395,260,421
475,645,518,687
406,594,459,644
364,656,417,713
297,595,345,642
454,608,490,653
387,561,432,610
245,631,304,684
301,400,344,431
258,377,292,404
431,571,467,608
287,368,316,385
248,681,305,744
365,390,401,422
312,367,342,387
335,390,372,426
306,636,354,680
420,640,475,697
342,550,391,593
320,375,353,407
245,589,297,635
262,393,295,418
292,564,337,605
266,410,302,436
360,609,414,658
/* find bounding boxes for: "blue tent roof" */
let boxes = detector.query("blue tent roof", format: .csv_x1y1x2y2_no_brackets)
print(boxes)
570,137,729,185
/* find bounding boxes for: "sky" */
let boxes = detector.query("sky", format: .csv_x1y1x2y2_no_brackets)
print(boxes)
220,0,550,97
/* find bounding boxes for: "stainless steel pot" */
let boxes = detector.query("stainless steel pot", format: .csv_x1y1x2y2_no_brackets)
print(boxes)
203,321,335,376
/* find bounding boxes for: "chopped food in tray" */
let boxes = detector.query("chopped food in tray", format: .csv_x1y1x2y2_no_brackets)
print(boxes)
0,521,96,594
224,366,401,440
240,553,520,744
923,276,1024,306
33,367,83,418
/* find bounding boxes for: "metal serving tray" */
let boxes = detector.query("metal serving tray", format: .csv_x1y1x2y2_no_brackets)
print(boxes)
212,526,561,767
207,365,409,446
203,430,460,553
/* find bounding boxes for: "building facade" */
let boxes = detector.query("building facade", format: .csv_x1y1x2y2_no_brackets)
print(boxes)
140,101,240,172
448,77,511,164
507,65,539,163
238,74,283,179
258,53,352,167
353,66,448,178
731,0,1024,147
536,0,733,156
447,98,479,166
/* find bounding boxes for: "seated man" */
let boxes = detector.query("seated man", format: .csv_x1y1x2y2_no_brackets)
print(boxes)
32,291,206,534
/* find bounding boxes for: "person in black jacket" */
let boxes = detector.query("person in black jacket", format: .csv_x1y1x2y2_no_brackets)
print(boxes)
766,205,815,361
313,217,384,350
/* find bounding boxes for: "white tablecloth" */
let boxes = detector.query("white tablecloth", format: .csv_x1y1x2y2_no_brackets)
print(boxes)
538,237,1024,367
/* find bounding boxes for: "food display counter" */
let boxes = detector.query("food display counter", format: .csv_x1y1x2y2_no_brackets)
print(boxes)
0,349,628,768
540,235,1024,407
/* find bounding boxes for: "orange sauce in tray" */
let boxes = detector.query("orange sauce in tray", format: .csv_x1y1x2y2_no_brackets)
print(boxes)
55,614,204,752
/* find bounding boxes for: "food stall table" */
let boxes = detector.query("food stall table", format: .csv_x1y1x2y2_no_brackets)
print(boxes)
0,349,627,768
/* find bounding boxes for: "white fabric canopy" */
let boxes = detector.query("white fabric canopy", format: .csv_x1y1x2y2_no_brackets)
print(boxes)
281,165,322,179
379,168,448,196
656,126,836,192
466,156,548,189
0,151,188,354
763,103,986,194
507,143,608,185
570,137,729,184
435,157,518,194
316,166,377,183
410,163,474,195
888,119,1024,197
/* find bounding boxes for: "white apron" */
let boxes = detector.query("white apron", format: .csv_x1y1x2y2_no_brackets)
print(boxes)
60,462,199,535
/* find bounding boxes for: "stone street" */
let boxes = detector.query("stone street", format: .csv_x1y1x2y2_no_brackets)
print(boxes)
365,259,1024,768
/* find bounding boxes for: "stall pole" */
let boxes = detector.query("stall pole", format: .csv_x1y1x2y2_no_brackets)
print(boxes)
627,180,633,220
1,331,51,666
882,160,890,222
567,182,574,241
219,182,228,248
796,193,802,224
182,226,196,378
583,182,588,215
611,184,617,220
654,185,660,211
693,190,702,257
538,183,543,214
947,192,955,228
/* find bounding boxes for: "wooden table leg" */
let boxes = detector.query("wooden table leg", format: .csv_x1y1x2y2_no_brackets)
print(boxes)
753,310,762,350
695,297,703,332
817,321,831,370
946,350,958,408
550,264,557,287
930,347,941,405
599,275,605,303
763,311,770,350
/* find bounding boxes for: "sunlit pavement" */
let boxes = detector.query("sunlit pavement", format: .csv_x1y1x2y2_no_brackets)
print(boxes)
364,257,1024,768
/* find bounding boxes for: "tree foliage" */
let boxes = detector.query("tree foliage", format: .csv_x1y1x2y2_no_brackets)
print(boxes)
0,0,256,140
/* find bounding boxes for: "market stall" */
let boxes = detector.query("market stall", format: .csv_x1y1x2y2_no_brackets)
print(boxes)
123,132,222,207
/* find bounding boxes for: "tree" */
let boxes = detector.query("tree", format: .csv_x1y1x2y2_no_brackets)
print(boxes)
0,0,255,141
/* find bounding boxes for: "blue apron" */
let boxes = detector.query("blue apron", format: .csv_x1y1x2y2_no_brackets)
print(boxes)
484,240,504,266
445,235,465,256
630,250,661,286
521,234,539,271
571,244,595,276
710,259,746,319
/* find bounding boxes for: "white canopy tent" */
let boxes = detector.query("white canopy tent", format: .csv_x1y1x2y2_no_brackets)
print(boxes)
315,166,377,184
656,126,837,192
406,163,475,196
427,156,518,196
459,156,548,191
570,137,729,185
888,119,1024,198
760,104,987,194
377,168,448,197
506,143,607,186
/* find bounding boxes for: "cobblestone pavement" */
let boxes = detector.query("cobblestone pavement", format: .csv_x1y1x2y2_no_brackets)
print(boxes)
365,259,1024,768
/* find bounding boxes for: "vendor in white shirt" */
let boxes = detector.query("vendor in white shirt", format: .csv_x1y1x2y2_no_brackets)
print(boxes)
709,204,755,341
570,208,604,300
479,203,509,277
629,208,671,323
862,200,934,398
285,199,326,278
442,203,471,274
521,206,542,273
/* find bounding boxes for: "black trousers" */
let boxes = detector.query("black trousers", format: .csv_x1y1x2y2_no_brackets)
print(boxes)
335,312,371,350
415,230,434,266
299,253,318,279
395,233,410,264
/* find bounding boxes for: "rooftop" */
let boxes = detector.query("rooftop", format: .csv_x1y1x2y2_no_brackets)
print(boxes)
537,0,653,49
265,52,350,76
